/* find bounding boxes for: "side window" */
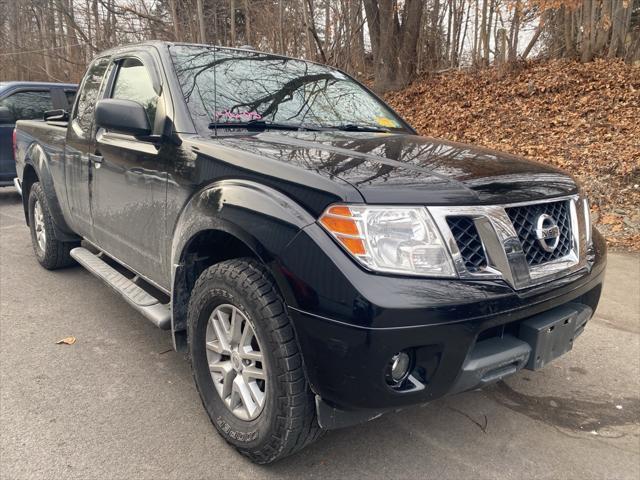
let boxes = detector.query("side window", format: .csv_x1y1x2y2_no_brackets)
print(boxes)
64,90,77,111
73,57,110,134
0,91,53,120
111,58,158,127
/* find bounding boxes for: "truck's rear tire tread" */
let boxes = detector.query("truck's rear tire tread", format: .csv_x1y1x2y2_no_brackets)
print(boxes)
188,258,323,464
28,182,76,270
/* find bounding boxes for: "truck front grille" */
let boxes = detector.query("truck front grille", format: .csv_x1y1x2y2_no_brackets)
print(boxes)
505,200,572,266
431,196,585,289
446,216,487,272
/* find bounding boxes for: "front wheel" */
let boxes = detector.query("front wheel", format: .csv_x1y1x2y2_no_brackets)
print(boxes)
28,182,76,270
187,258,322,464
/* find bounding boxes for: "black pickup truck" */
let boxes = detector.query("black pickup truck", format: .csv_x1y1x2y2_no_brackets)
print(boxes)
14,41,606,464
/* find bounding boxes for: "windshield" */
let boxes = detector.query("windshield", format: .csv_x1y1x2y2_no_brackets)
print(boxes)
169,45,408,133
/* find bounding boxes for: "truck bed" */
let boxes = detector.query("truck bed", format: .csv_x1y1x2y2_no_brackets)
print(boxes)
14,119,69,184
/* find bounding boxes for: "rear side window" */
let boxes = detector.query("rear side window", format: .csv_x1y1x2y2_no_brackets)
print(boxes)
73,57,110,134
111,58,158,126
0,91,53,120
64,90,77,110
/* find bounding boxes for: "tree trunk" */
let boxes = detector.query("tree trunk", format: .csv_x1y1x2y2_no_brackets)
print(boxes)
496,28,507,64
64,0,80,73
35,9,52,80
302,0,314,58
522,12,547,60
432,0,441,70
91,0,100,50
351,0,365,72
196,0,206,43
620,0,634,59
508,0,521,62
364,0,424,92
472,0,479,65
480,0,489,65
581,0,594,61
362,0,380,60
375,0,396,91
278,0,285,53
230,0,236,46
325,0,332,52
305,0,328,62
608,0,621,57
12,1,23,79
594,0,611,54
487,0,495,63
167,0,180,41
457,0,471,66
244,0,251,44
563,6,577,58
396,0,424,84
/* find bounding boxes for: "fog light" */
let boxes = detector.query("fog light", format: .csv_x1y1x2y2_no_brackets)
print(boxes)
386,351,411,386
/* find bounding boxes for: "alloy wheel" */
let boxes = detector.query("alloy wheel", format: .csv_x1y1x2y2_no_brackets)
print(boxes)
33,199,46,252
205,304,267,421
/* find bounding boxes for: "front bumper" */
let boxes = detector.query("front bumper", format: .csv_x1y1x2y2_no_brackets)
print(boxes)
449,302,592,395
277,224,606,428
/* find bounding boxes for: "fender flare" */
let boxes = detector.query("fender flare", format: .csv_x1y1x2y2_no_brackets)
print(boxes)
169,179,316,344
23,143,78,242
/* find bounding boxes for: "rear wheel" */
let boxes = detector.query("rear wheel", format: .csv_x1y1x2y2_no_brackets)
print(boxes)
28,182,76,270
187,258,322,464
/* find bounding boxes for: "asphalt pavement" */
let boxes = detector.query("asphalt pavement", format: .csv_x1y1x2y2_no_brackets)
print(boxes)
1,187,639,480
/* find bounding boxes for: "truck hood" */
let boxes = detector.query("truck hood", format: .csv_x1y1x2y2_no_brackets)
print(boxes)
215,131,578,205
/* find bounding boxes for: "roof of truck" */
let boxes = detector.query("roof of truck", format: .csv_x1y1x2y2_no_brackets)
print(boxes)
0,81,77,91
97,40,326,68
100,40,268,56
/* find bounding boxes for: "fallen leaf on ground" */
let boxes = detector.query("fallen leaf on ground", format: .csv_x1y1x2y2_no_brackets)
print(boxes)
56,336,77,345
600,214,620,225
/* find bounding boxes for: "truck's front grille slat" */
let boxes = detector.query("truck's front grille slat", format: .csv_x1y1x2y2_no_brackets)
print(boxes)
446,216,487,272
505,200,572,266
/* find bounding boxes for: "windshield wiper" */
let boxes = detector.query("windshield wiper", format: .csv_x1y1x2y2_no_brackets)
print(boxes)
208,120,319,131
327,123,392,133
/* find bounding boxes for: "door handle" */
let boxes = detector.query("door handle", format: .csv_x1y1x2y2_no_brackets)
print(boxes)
89,153,103,168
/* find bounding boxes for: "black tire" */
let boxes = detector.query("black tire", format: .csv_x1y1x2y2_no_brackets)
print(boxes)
187,258,322,464
28,182,76,270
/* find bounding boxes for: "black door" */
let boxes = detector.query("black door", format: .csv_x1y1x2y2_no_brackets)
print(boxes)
64,57,111,238
90,55,168,286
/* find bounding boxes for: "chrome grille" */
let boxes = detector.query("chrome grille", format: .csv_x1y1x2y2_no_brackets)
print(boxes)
428,195,586,290
446,216,487,272
505,200,572,266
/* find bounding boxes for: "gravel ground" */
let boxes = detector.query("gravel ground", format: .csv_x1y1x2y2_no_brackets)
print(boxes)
1,187,638,480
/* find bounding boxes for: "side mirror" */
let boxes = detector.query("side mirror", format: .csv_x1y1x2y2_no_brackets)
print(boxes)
0,106,15,124
95,99,151,137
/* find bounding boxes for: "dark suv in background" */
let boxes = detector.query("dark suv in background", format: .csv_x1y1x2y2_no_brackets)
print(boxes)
0,82,76,190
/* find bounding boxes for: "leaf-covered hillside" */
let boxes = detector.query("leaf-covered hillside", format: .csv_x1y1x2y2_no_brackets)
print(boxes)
385,59,640,250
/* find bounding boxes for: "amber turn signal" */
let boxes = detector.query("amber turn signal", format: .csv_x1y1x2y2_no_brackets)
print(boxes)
318,205,367,257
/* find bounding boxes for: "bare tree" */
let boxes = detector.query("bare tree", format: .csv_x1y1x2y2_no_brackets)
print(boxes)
1,0,638,87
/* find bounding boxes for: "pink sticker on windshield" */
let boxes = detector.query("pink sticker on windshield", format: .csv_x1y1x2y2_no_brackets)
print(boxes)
215,110,262,121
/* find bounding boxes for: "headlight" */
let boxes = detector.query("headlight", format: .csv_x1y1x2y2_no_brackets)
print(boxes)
319,205,456,277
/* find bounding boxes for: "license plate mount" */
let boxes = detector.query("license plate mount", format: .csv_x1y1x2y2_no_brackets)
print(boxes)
519,304,590,370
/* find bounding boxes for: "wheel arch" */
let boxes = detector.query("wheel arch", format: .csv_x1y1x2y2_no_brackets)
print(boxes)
21,144,78,241
21,163,39,224
169,179,315,352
